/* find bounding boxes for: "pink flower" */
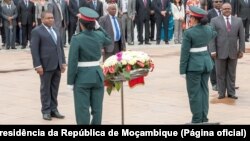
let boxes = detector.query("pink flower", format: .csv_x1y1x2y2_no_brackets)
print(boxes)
116,52,122,61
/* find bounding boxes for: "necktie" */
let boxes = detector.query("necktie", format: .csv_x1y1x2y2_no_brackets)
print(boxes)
226,17,231,32
218,9,221,15
49,28,57,44
56,0,63,21
112,16,120,41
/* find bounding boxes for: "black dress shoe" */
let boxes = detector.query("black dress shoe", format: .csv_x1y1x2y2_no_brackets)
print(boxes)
245,39,249,42
235,86,239,89
138,42,143,45
165,41,169,44
145,42,151,45
228,95,238,99
43,114,52,120
21,46,26,49
218,95,225,99
11,47,17,49
150,39,156,41
51,111,65,119
156,41,160,45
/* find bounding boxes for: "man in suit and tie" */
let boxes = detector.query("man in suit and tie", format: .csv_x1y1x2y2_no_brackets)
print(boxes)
1,0,18,49
153,0,171,45
30,11,66,120
210,3,245,99
136,0,152,45
17,0,36,49
237,0,250,42
99,3,126,61
207,0,223,91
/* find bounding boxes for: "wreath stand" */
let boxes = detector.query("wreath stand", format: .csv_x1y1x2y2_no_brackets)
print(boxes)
111,69,149,125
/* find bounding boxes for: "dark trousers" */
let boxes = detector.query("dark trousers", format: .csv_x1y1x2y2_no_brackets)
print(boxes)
186,71,210,123
68,21,77,43
73,75,104,125
137,18,150,43
149,14,156,40
21,24,33,47
4,25,16,48
156,15,169,42
210,58,217,86
39,68,61,114
103,41,121,61
242,18,250,40
1,25,6,44
216,58,237,96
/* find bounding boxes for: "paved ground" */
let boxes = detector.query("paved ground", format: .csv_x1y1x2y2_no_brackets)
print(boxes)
0,41,250,125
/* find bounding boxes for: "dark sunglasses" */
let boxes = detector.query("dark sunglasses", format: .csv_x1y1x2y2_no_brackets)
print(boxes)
214,1,223,3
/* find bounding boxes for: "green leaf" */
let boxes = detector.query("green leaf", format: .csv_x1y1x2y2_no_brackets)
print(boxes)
107,87,112,95
115,82,121,91
123,71,131,80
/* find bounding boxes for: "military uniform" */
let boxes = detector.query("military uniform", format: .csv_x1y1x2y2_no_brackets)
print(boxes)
67,7,112,125
179,6,217,123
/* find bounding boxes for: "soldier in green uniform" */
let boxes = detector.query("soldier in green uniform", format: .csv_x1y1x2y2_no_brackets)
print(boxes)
179,6,217,123
67,7,112,125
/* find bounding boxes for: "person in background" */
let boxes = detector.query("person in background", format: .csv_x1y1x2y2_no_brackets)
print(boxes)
36,0,49,25
30,11,66,120
99,3,126,61
67,7,111,125
180,6,217,123
172,0,184,44
207,0,223,91
2,0,17,49
210,3,245,99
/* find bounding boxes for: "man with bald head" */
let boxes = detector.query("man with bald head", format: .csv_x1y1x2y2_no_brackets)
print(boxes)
99,3,126,61
210,3,245,99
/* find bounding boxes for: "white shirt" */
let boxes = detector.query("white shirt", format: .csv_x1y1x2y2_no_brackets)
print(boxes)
122,0,128,13
109,15,121,41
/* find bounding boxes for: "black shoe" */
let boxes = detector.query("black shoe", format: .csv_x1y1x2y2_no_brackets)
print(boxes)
218,95,225,99
165,41,169,44
228,95,238,99
245,39,249,42
51,111,65,119
43,114,52,120
235,86,239,89
150,39,156,41
156,41,160,45
138,42,143,45
21,46,26,49
11,47,17,49
145,42,151,45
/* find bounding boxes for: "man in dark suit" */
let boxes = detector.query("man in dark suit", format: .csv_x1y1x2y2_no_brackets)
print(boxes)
99,3,126,61
207,0,223,91
30,11,66,120
237,0,250,42
210,3,245,99
153,0,171,45
86,0,103,20
136,0,152,45
17,0,35,49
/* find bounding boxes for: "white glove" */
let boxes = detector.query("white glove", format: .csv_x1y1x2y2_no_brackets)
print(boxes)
67,85,74,91
95,20,100,29
181,74,186,79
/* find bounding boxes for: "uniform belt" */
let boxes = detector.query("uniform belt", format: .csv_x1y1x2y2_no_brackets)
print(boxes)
78,61,100,67
189,46,207,52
